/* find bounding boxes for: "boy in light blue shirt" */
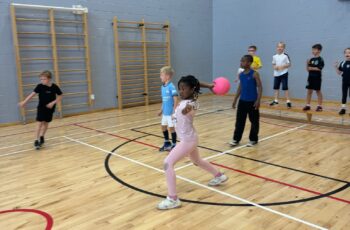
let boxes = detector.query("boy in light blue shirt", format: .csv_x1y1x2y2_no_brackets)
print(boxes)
158,66,178,151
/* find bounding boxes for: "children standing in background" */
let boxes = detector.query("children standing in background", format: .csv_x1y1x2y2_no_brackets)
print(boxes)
334,48,350,115
235,45,263,83
19,70,62,149
157,75,228,210
270,42,292,108
303,44,325,112
158,66,178,151
248,45,263,71
230,55,262,147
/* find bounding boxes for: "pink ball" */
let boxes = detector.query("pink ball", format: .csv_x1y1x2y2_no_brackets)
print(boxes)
213,77,231,95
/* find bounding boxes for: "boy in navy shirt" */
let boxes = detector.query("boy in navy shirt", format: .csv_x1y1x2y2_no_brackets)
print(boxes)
303,44,325,112
158,66,178,151
230,55,262,147
19,70,62,149
335,48,350,115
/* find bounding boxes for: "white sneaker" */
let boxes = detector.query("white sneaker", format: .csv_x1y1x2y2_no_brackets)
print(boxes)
157,196,181,210
229,140,239,146
208,174,228,186
246,141,258,147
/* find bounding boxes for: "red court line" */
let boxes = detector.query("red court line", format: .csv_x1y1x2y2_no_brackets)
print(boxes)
0,209,53,230
0,115,117,138
0,108,159,138
73,123,350,205
211,162,350,205
0,124,73,138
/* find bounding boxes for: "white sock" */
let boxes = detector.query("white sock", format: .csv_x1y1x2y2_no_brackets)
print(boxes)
306,104,310,106
286,100,291,103
342,104,346,108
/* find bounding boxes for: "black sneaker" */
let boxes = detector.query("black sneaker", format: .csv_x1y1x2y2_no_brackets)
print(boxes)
270,101,279,106
315,106,323,112
40,136,45,145
34,140,40,150
159,141,172,152
286,102,292,108
303,105,311,111
339,108,346,115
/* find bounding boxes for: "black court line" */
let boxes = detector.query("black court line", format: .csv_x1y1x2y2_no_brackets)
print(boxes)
105,136,350,206
131,126,349,184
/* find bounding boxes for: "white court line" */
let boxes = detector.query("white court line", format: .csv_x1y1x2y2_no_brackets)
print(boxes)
175,124,308,171
0,102,221,150
0,123,152,157
0,108,224,157
0,117,160,150
64,135,327,230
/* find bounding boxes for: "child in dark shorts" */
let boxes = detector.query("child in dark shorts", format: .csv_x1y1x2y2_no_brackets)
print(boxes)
19,70,63,149
303,44,325,112
334,48,350,115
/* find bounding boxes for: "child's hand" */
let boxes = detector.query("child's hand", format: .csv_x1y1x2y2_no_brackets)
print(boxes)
234,79,239,83
46,102,55,109
208,83,215,93
182,104,193,115
18,101,25,107
157,110,162,116
254,100,260,110
232,102,237,109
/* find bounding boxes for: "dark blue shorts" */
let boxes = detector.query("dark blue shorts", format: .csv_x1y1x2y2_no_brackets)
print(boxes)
306,76,322,91
273,72,288,90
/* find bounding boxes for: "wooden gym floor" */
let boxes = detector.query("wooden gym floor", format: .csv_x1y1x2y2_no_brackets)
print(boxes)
0,95,349,230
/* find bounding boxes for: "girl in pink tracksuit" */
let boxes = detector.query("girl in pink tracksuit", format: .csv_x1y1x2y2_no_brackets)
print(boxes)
157,75,228,210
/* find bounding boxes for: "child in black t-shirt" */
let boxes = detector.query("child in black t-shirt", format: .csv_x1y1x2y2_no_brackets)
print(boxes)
19,70,63,149
303,44,325,112
334,48,350,115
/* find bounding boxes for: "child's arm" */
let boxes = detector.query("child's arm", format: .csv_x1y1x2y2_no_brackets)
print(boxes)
199,82,214,93
272,63,279,70
232,84,241,109
18,92,36,107
272,56,277,70
173,96,178,111
46,95,62,109
278,63,291,71
308,67,322,71
253,72,263,110
200,82,214,89
158,104,163,116
182,104,193,115
276,56,291,71
334,62,342,75
306,59,324,72
306,59,310,72
235,68,243,83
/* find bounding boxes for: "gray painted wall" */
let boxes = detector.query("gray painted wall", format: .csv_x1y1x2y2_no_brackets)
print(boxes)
2,0,349,124
213,0,350,103
0,0,213,123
